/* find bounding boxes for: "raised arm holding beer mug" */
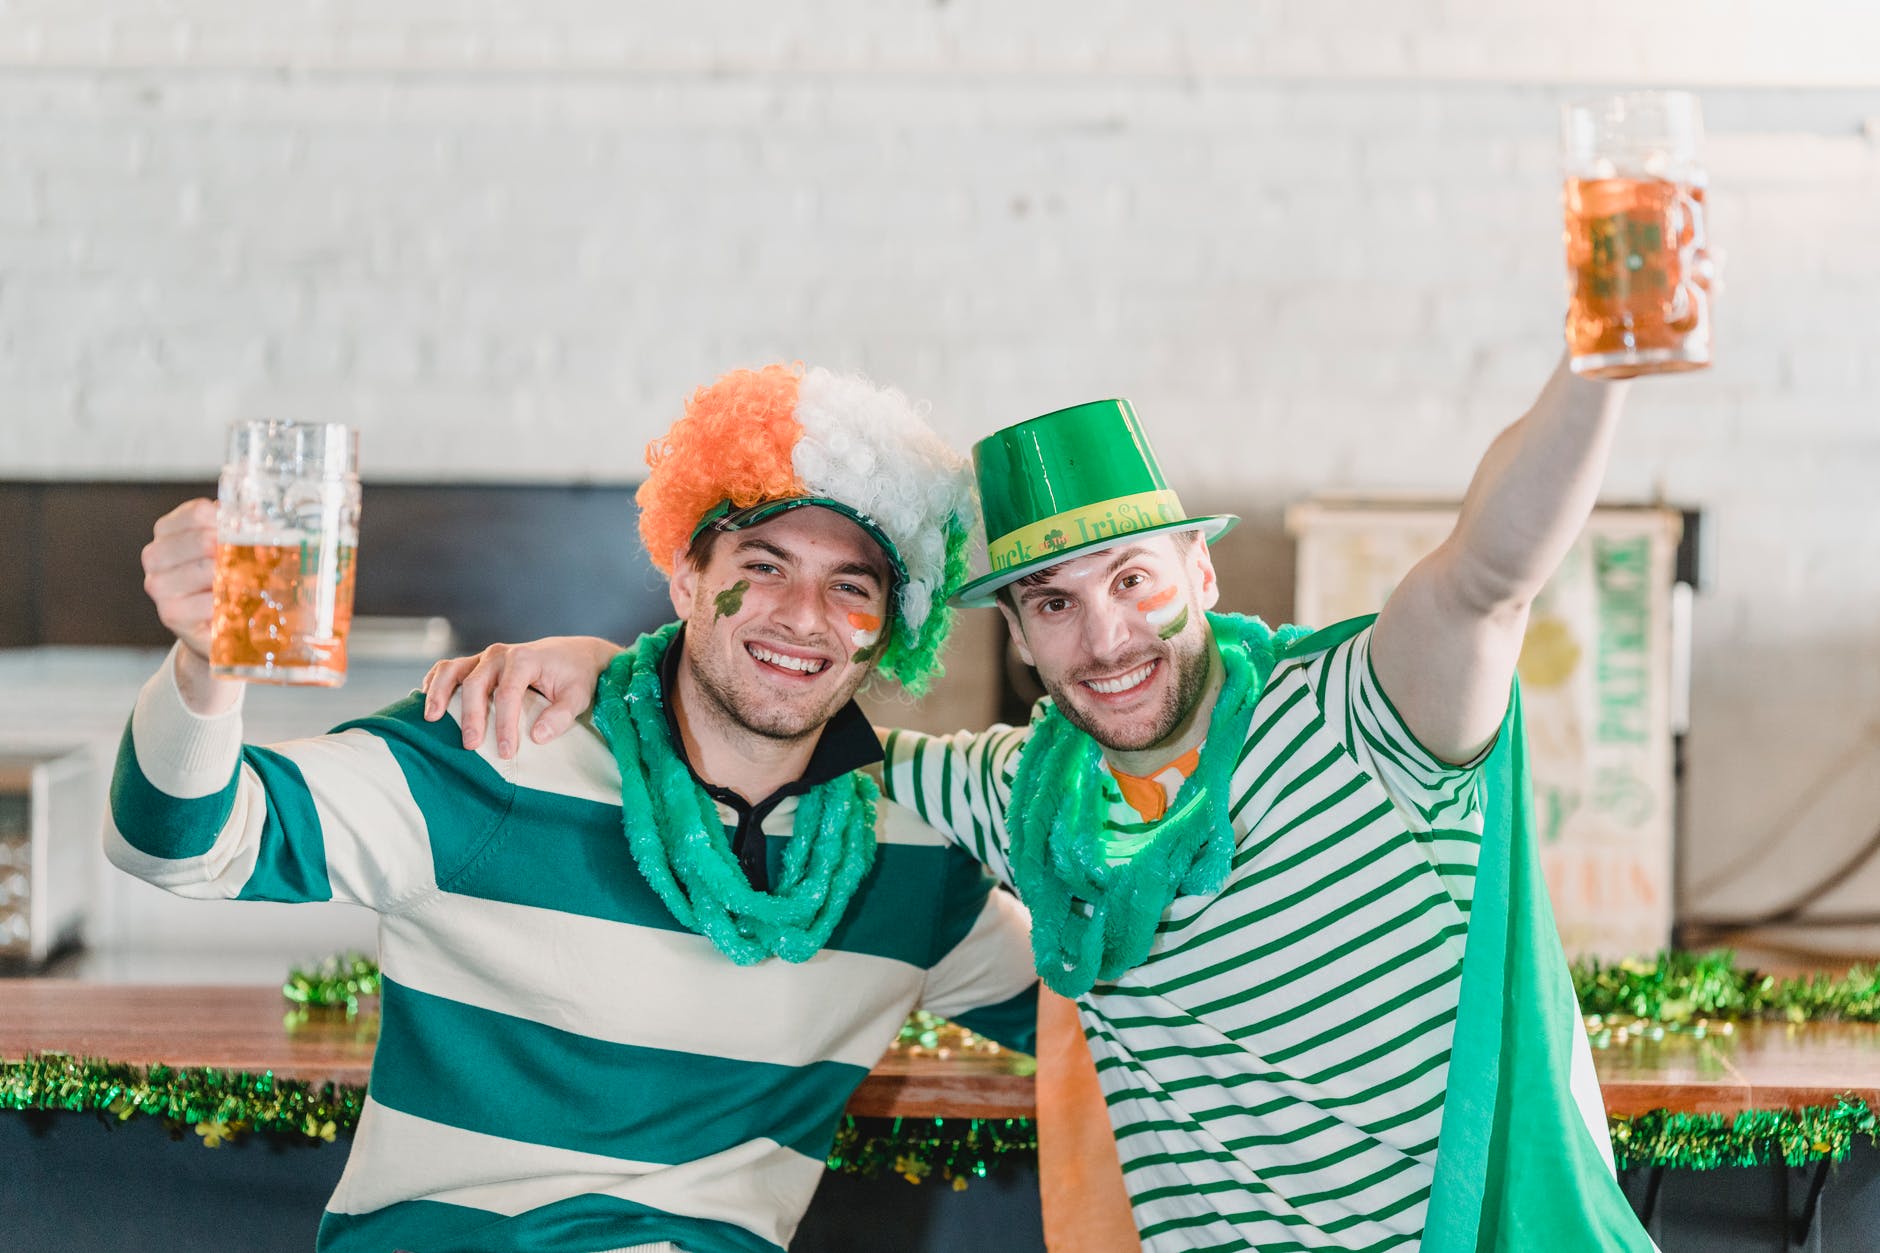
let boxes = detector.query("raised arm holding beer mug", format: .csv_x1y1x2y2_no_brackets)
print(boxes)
429,93,1714,1251
145,421,361,720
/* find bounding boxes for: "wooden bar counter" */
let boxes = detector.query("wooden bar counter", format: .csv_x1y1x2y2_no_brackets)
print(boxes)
15,983,1880,1253
9,981,1880,1121
0,981,1038,1119
1593,1019,1880,1118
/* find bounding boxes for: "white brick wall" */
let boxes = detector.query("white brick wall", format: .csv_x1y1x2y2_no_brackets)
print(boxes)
3,2,1878,936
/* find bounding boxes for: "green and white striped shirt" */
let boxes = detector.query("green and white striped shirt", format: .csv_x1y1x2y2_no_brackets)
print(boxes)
108,647,1037,1253
885,624,1495,1253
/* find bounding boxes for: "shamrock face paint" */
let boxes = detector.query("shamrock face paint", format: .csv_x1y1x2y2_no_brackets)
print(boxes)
1137,584,1189,640
713,579,749,619
849,611,883,663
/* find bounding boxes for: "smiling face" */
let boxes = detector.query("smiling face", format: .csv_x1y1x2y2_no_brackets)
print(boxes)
669,506,895,746
997,531,1220,754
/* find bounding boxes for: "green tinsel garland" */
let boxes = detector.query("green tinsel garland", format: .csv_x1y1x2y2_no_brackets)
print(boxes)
283,948,1880,1028
0,1053,364,1147
0,1052,1035,1184
1573,949,1880,1025
11,950,1880,1179
1609,1097,1879,1172
282,951,380,1017
6,1048,1869,1179
829,1115,1039,1189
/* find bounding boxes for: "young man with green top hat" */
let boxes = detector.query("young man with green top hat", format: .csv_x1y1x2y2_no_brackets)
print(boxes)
108,363,1037,1253
429,356,1656,1252
898,373,1652,1252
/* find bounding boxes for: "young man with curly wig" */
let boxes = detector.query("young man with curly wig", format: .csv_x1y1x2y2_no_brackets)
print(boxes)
108,364,1038,1253
427,355,1663,1253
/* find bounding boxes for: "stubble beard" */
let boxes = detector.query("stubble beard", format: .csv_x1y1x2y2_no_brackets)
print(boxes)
1047,627,1213,754
684,613,856,746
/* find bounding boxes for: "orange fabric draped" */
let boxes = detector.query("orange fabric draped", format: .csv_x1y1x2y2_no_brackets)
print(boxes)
1036,990,1141,1253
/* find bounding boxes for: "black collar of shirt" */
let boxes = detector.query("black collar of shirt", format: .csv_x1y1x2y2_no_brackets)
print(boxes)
658,623,883,823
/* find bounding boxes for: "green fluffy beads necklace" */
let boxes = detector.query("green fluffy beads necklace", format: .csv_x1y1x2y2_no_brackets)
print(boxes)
1008,612,1308,997
593,622,877,965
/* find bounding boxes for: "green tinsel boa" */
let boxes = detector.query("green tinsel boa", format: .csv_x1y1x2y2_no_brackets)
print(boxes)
592,621,878,965
1007,612,1308,997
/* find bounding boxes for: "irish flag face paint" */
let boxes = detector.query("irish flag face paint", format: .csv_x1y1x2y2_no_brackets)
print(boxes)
848,611,882,662
1137,585,1189,640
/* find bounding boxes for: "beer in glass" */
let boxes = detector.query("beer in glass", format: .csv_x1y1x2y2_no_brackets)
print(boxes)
1561,91,1712,378
211,421,360,686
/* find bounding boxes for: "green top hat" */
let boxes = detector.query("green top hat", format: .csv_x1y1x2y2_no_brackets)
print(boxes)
952,398,1238,608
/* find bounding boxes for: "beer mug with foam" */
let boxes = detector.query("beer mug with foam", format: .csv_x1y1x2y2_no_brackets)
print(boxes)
1561,91,1714,378
211,421,361,686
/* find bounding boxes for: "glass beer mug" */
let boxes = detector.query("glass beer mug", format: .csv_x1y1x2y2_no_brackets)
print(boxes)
1561,91,1713,378
210,421,361,686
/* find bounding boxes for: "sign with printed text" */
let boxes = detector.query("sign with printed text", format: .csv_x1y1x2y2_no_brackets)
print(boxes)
1288,502,1682,960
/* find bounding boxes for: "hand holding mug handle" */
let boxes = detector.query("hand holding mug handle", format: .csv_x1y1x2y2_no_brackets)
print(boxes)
140,498,241,715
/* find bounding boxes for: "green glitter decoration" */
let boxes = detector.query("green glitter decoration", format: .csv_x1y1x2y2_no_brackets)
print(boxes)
1608,1097,1878,1171
282,951,380,1017
1573,950,1880,1025
5,1047,1869,1178
17,950,1872,1176
828,1115,1038,1188
0,1053,366,1148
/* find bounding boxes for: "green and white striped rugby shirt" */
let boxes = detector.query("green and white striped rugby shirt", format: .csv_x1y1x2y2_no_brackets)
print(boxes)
107,647,1037,1253
886,623,1492,1253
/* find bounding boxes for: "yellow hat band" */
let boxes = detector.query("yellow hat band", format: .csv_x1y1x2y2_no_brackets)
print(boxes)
986,489,1188,575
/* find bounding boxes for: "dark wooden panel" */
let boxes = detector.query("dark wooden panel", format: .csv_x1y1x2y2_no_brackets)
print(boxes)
349,483,670,651
40,483,214,646
8,481,673,651
0,485,41,648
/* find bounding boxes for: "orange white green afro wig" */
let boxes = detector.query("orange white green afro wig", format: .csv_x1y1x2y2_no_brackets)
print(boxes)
637,363,976,695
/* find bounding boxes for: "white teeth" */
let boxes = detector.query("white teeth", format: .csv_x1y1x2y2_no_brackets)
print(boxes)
749,644,827,674
1086,662,1155,695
